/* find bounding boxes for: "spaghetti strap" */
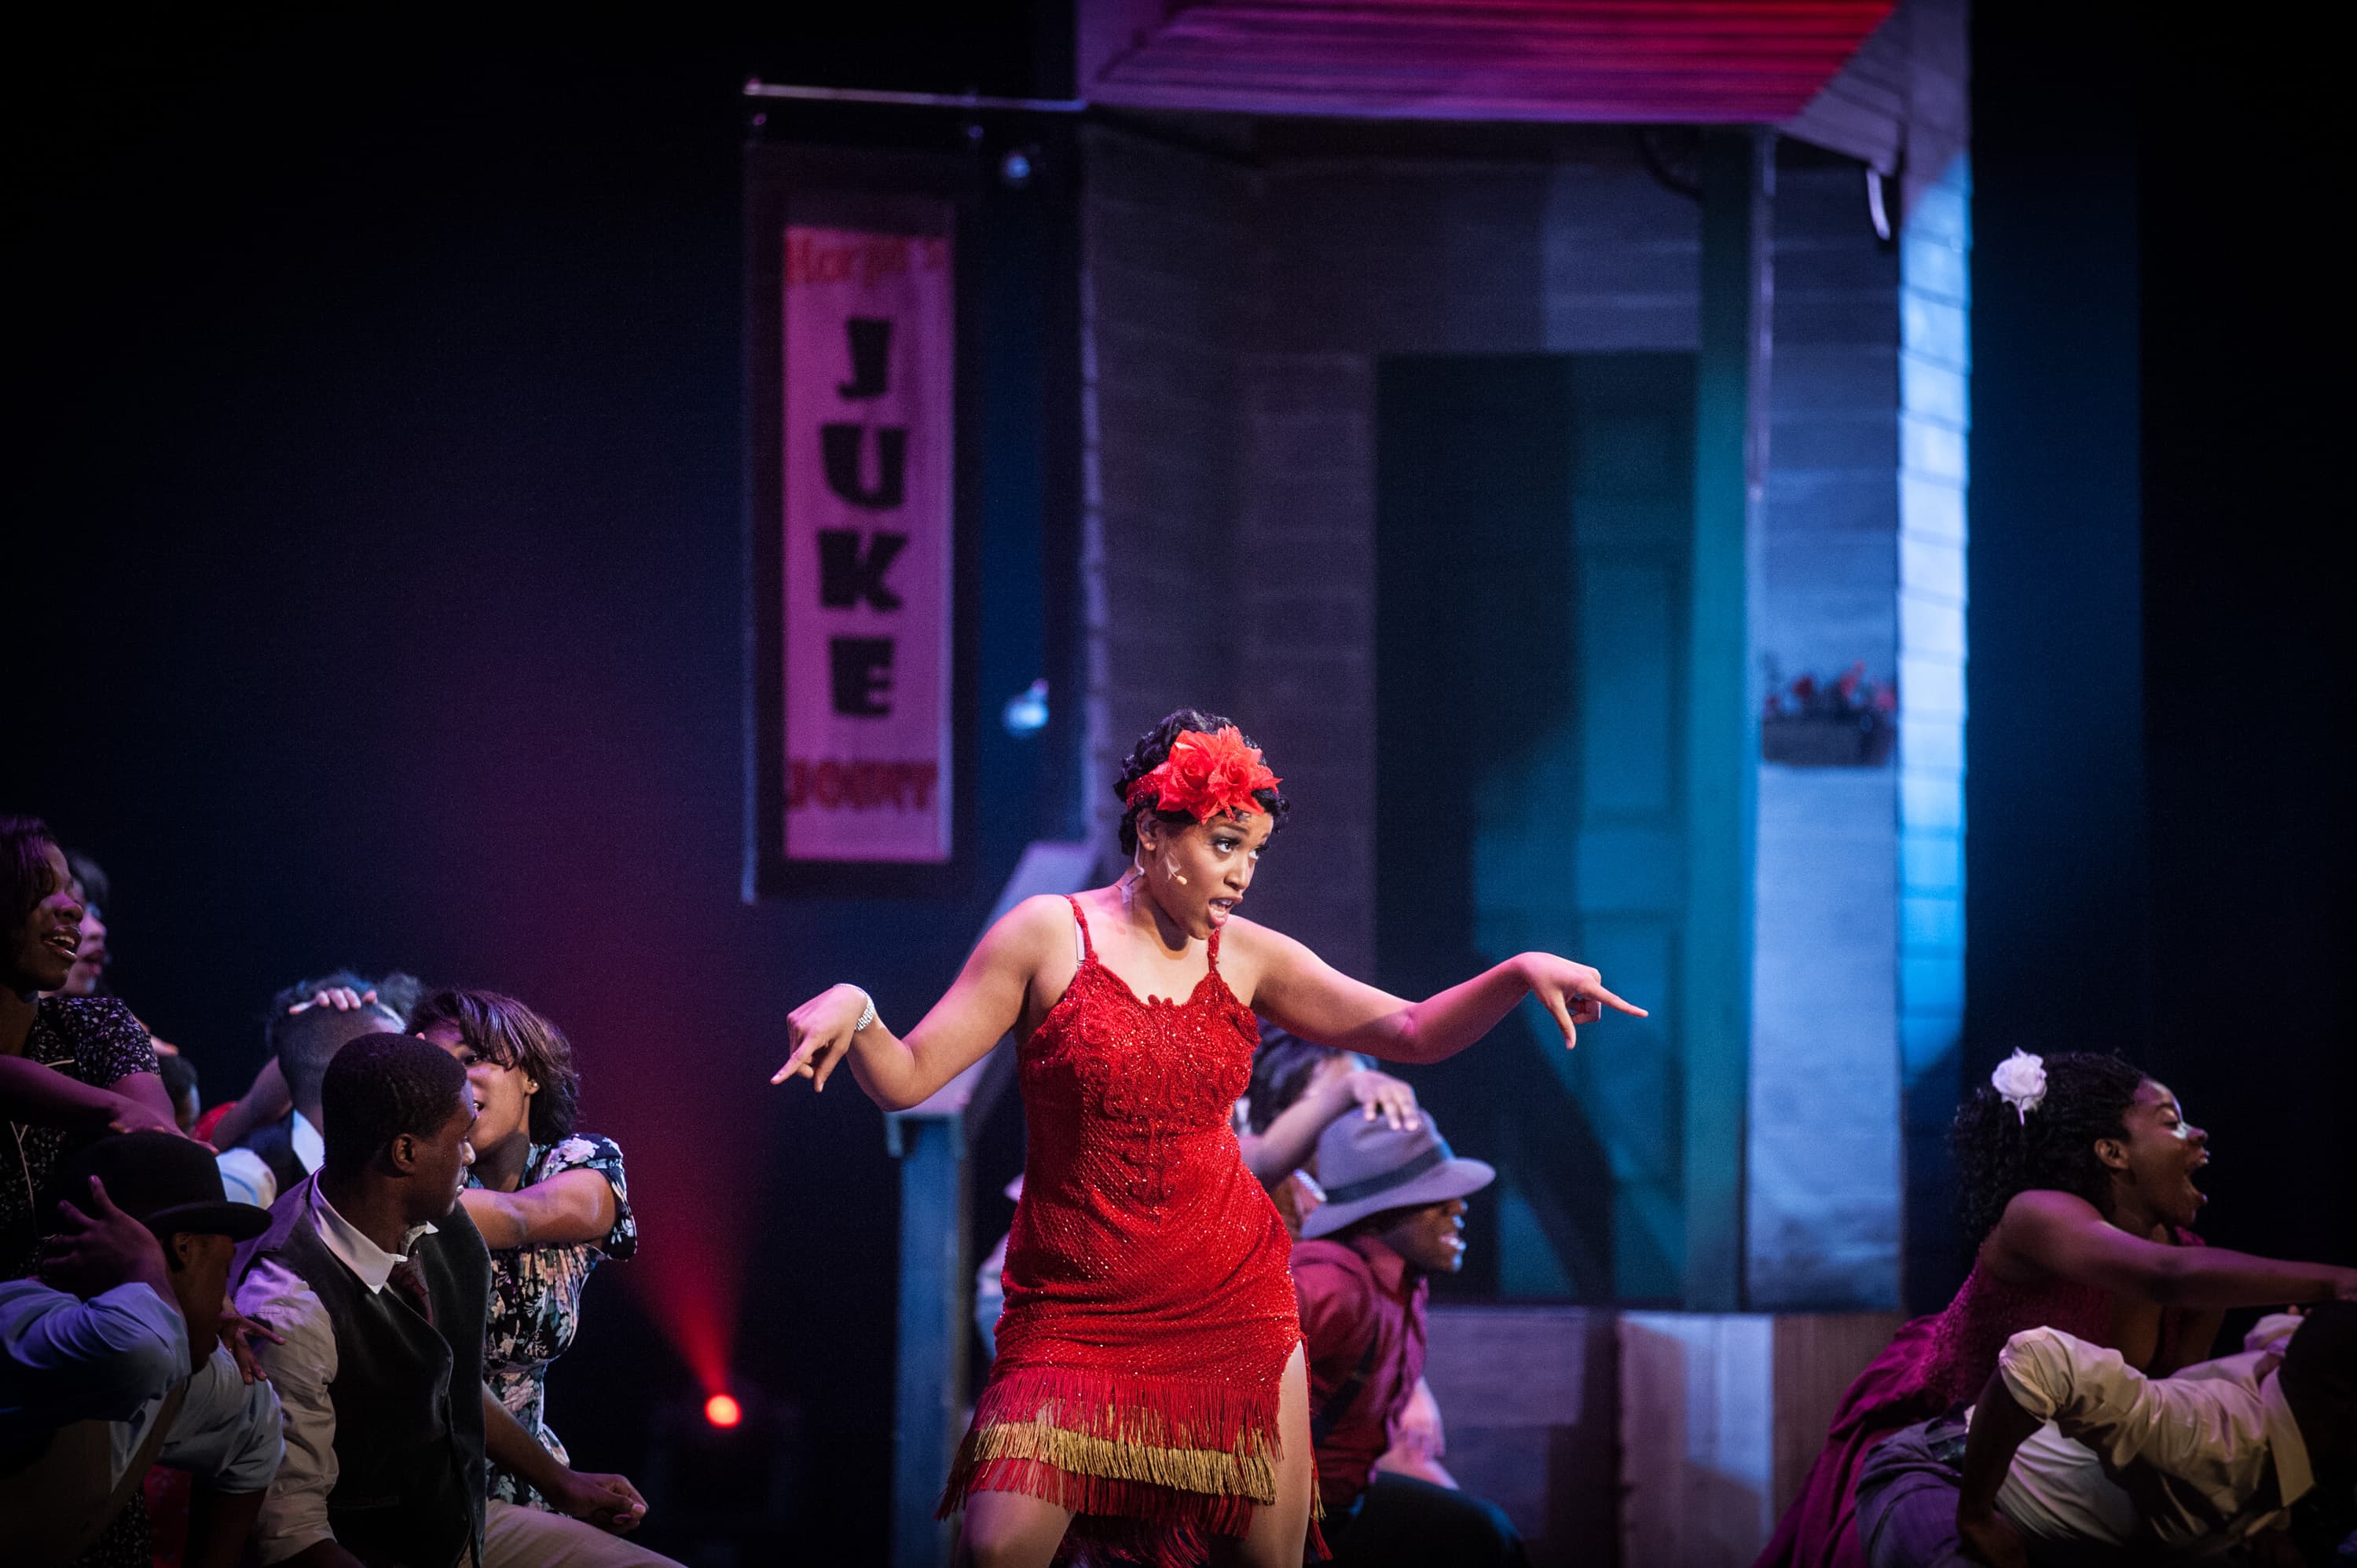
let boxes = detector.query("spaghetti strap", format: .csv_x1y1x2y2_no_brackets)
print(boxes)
1205,921,1222,969
1064,893,1095,963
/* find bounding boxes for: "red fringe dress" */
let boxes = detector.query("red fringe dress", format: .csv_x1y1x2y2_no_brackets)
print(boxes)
941,896,1317,1565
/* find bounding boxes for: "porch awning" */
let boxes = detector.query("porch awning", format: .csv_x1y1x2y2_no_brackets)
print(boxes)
1078,0,1900,123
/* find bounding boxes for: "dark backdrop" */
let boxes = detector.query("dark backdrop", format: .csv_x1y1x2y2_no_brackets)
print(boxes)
1965,0,2355,1307
9,11,1063,1561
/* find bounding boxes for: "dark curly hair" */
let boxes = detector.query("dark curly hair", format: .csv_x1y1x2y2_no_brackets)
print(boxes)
1113,708,1291,858
1952,1050,2150,1247
408,988,581,1147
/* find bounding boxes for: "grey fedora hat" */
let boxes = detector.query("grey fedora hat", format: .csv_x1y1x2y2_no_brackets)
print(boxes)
1298,1108,1494,1240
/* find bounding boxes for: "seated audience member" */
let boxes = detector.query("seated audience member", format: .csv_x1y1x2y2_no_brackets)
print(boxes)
2,818,178,1281
1,1133,281,1568
214,973,414,1210
1853,1306,2357,1566
234,1030,673,1567
1293,1108,1526,1567
56,851,111,1000
158,1056,202,1137
410,988,643,1515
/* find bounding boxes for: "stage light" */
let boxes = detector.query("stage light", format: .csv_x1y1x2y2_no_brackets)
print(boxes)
1001,678,1049,735
705,1392,742,1429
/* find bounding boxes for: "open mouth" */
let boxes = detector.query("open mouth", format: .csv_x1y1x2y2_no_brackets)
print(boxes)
1208,897,1239,923
43,930,80,962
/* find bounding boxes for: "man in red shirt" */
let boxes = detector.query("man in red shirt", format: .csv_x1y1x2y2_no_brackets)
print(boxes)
1293,1109,1527,1566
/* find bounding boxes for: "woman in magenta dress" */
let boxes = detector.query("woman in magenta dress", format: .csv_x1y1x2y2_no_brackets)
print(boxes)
1758,1050,2357,1568
773,709,1644,1568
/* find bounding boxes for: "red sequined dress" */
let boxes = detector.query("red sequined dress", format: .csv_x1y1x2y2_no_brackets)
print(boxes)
940,896,1311,1565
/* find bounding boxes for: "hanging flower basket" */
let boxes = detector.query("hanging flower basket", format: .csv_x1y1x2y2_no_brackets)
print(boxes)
1761,662,1897,768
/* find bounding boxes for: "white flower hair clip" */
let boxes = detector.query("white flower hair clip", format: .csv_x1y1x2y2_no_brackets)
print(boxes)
1990,1049,2047,1124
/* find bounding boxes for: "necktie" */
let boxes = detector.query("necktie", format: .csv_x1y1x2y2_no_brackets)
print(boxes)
386,1256,434,1327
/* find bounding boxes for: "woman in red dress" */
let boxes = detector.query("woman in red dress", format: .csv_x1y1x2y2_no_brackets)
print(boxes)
772,709,1644,1567
1758,1050,2357,1568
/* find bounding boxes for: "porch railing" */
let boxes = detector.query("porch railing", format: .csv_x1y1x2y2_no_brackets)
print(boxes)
885,839,1098,1568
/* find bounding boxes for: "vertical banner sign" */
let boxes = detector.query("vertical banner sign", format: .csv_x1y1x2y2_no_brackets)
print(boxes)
782,222,955,862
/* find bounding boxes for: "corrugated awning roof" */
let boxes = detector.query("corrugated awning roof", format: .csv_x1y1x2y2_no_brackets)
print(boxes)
1080,0,1901,123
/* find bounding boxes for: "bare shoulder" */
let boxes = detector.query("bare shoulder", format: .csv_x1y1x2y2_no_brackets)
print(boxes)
1218,915,1315,997
2000,1188,2106,1230
1991,1188,2111,1270
977,893,1080,969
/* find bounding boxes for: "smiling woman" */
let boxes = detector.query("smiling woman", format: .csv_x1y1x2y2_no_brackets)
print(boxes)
770,707,1647,1568
1758,1051,2357,1568
0,815,178,1280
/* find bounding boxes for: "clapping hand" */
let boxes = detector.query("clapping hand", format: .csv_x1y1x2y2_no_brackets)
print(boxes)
1516,954,1647,1049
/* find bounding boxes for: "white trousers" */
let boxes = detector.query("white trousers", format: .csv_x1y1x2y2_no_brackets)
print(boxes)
479,1499,687,1567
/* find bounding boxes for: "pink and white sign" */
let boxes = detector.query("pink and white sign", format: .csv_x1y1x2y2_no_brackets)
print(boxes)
781,221,954,862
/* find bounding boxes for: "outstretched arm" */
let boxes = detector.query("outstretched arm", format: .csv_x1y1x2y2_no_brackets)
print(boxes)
1995,1190,2357,1309
461,1169,618,1251
1243,924,1644,1066
769,894,1059,1111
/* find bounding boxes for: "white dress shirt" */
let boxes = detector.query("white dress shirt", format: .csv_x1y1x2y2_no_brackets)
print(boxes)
1991,1316,2313,1557
234,1178,438,1564
215,1108,325,1211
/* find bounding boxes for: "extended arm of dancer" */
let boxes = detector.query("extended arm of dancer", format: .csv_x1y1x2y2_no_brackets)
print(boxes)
1241,924,1644,1065
1995,1189,2357,1306
768,895,1057,1109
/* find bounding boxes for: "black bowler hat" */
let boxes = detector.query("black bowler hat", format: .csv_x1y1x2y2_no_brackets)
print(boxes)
42,1132,271,1242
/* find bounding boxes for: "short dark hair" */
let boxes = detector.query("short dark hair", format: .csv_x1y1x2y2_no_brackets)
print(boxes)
64,850,110,913
1247,1024,1365,1135
1,815,63,922
266,969,420,1106
159,1053,200,1116
320,1032,470,1180
1952,1051,2149,1247
2281,1302,2357,1422
1113,708,1290,858
408,988,581,1146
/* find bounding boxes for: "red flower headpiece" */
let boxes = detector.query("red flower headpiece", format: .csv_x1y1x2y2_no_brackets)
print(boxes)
1124,727,1281,823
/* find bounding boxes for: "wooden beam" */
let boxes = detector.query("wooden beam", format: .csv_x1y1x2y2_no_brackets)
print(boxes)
1683,128,1769,1311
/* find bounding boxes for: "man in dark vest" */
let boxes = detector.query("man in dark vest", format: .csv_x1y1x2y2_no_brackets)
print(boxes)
235,1031,666,1567
1292,1109,1527,1567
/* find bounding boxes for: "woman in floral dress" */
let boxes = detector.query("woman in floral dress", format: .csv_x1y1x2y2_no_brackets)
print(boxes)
412,987,640,1506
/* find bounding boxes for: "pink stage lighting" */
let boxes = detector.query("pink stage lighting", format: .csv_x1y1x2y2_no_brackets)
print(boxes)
703,1392,743,1429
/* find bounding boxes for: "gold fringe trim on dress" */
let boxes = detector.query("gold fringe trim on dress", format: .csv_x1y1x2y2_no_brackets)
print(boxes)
958,1419,1277,1504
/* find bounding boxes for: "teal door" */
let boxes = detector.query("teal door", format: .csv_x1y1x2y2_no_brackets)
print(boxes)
1376,354,1696,1304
